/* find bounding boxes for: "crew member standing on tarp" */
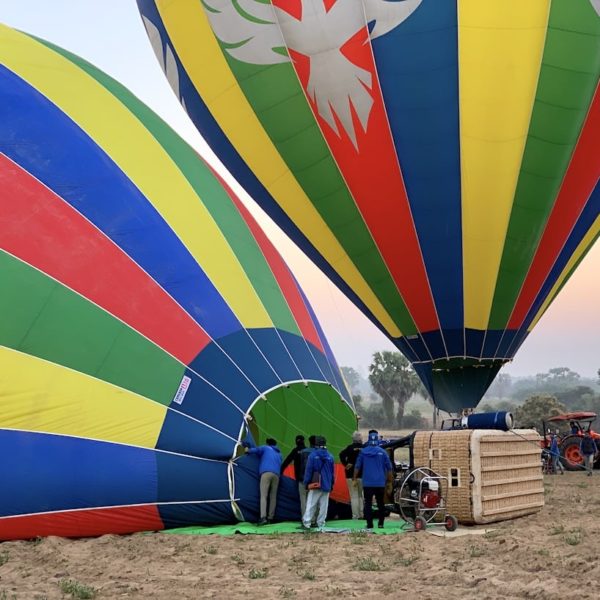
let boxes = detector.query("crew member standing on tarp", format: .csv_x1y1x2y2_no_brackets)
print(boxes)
281,435,308,518
246,438,282,524
302,436,335,530
339,431,364,519
353,431,392,530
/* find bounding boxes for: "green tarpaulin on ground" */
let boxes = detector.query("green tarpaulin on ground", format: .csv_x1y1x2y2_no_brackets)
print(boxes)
162,519,412,536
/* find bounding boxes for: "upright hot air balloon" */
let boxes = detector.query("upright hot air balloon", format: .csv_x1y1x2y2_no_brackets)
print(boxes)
0,24,356,541
137,0,600,411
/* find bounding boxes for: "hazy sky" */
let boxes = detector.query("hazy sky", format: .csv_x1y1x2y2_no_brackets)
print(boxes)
2,0,599,379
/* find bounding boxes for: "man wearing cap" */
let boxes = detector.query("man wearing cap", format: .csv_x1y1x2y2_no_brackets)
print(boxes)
353,431,393,530
302,436,335,530
339,431,364,519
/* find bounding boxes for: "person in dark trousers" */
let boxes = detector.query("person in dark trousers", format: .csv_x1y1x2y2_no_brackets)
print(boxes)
548,434,564,474
298,436,317,525
302,436,335,530
246,438,282,524
281,435,308,517
580,431,598,476
354,431,392,530
339,431,364,519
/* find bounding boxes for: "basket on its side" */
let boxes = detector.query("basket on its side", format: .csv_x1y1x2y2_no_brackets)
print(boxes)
413,429,544,524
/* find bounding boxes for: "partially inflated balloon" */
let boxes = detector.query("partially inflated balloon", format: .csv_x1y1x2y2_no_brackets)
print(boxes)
0,24,356,541
137,0,600,411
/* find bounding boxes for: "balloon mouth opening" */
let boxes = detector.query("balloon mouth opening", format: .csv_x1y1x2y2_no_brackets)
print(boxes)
240,381,357,461
425,359,508,413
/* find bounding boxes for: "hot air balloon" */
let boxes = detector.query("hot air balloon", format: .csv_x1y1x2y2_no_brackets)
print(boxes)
0,24,356,541
136,0,600,412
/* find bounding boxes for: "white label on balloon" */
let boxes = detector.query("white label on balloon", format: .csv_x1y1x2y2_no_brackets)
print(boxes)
173,375,192,405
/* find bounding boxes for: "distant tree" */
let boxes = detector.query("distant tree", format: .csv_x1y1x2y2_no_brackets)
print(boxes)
357,401,387,429
547,367,580,386
368,351,420,428
478,400,517,414
341,366,361,394
496,400,518,413
402,408,426,429
581,394,600,416
597,367,600,386
352,394,364,413
555,386,596,410
512,367,585,402
514,394,565,428
487,373,513,399
535,372,550,388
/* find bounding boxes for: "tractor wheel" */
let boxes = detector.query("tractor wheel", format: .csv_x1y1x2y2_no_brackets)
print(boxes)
561,438,584,471
444,515,458,532
414,516,427,532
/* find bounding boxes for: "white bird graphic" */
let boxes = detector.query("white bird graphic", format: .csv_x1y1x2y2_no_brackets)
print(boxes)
202,0,422,148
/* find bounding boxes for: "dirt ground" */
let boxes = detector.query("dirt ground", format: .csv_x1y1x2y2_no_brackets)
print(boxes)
1,472,599,599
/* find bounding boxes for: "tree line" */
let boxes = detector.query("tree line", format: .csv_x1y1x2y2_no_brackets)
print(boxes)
342,356,600,430
342,351,429,430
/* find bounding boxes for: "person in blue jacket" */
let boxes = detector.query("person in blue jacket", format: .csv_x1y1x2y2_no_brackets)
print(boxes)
246,438,282,524
548,434,564,474
353,431,393,530
302,436,335,530
580,431,598,477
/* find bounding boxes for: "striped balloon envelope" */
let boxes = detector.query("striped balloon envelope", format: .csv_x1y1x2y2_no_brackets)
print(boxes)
0,24,356,541
137,0,600,411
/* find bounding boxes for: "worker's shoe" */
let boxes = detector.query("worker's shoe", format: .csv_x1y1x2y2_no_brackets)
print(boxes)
258,518,268,526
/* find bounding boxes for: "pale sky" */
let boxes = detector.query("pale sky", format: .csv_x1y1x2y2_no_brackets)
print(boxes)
1,0,599,379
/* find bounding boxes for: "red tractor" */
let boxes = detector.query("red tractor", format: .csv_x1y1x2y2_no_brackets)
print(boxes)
543,412,600,471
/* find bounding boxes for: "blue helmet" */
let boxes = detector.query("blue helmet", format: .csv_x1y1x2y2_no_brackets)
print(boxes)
368,432,379,446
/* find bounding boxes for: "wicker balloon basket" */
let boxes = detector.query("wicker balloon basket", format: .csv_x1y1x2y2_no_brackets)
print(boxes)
413,429,544,524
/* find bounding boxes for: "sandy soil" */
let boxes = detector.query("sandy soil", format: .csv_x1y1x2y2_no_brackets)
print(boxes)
1,472,599,599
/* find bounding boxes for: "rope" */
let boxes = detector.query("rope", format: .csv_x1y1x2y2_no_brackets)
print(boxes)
507,429,590,472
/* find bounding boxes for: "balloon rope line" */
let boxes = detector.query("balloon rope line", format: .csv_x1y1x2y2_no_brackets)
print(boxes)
507,429,588,471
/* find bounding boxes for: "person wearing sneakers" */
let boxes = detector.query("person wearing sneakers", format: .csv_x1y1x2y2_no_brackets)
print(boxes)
302,436,335,530
353,431,392,530
339,431,364,519
281,434,308,518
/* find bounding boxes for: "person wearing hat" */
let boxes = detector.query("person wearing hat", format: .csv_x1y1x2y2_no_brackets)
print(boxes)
339,431,364,519
353,431,393,530
281,434,309,517
302,436,335,530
